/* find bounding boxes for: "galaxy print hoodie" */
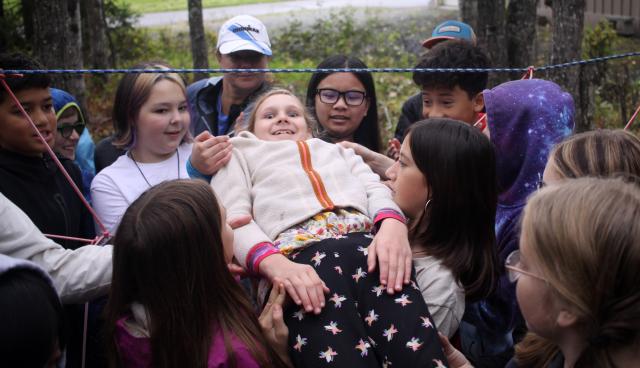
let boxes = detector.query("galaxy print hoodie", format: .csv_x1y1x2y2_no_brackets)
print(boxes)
462,79,574,353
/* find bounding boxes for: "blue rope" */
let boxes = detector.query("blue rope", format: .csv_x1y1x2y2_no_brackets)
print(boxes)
2,51,639,75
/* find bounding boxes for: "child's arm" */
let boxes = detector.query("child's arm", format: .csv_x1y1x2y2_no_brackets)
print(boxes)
0,192,112,304
339,145,412,294
338,141,395,179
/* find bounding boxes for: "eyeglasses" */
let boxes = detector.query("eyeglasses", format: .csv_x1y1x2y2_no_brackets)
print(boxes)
504,250,546,283
57,122,85,139
317,88,367,106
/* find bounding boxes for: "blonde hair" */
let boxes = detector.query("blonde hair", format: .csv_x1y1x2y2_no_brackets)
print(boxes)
521,177,640,367
244,88,317,136
112,63,191,149
549,129,640,180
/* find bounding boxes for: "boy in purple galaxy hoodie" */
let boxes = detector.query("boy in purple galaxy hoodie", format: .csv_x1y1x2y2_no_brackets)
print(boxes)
461,79,574,366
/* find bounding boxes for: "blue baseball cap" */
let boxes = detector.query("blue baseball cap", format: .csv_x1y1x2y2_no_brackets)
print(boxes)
422,20,477,49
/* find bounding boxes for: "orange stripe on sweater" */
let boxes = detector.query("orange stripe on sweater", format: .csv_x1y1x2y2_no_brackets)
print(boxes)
296,141,335,210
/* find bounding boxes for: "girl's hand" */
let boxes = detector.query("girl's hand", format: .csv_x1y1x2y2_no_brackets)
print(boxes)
259,254,329,314
259,283,293,367
190,131,233,175
386,138,401,160
438,333,474,368
338,141,395,179
367,218,412,294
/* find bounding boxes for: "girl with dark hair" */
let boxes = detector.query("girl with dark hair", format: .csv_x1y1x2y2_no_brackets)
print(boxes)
385,118,499,337
306,55,382,152
105,179,290,368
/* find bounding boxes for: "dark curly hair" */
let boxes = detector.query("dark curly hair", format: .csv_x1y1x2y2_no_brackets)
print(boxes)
0,53,51,104
412,40,490,99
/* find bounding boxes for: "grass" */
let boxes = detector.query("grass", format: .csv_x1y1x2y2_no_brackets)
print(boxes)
117,0,284,13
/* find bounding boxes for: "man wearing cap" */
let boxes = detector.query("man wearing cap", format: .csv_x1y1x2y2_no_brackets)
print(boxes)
390,20,477,152
187,15,272,138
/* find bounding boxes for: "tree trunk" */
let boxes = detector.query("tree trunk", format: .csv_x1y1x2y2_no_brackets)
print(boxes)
0,1,5,53
459,0,478,34
188,0,208,82
21,0,34,42
550,0,586,131
32,0,86,108
81,0,111,70
476,0,507,87
506,0,537,79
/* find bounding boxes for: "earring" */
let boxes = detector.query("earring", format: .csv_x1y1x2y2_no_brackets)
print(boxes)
424,199,431,212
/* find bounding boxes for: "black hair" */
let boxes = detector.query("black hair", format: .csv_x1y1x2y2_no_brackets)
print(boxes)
305,55,382,152
407,118,498,301
0,53,51,104
412,40,490,99
0,268,65,367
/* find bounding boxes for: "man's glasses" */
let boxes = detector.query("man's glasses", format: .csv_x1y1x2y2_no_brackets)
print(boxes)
317,88,367,106
57,122,85,139
504,250,546,283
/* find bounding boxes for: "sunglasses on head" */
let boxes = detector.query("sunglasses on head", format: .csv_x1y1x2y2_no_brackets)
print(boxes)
57,122,85,139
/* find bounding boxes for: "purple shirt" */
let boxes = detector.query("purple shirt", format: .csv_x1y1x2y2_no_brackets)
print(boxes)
115,316,261,367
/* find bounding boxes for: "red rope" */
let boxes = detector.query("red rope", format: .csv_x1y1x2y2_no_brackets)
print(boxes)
0,73,110,242
521,66,535,80
624,102,640,131
43,234,96,243
473,114,487,130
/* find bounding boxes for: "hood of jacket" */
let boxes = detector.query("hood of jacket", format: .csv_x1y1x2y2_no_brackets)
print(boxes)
485,78,574,208
50,88,85,123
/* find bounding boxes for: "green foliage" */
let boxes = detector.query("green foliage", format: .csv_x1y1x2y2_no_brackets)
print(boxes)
0,1,30,54
86,9,451,142
582,21,617,59
582,21,640,131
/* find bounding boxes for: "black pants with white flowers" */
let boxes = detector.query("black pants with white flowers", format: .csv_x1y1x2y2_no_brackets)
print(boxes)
283,232,449,368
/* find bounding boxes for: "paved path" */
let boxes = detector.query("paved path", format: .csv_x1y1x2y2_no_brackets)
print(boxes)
138,0,443,27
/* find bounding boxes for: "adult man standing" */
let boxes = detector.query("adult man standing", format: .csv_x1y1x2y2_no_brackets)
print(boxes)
188,14,272,137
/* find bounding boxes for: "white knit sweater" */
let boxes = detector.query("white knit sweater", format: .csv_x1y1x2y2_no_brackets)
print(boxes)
211,132,403,267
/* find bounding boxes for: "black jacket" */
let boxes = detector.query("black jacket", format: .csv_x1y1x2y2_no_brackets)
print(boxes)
394,92,423,141
0,149,95,249
94,135,125,174
186,76,270,137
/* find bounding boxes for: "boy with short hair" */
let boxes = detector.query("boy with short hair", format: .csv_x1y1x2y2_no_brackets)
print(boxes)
0,52,97,368
393,20,479,146
394,39,490,142
0,53,94,250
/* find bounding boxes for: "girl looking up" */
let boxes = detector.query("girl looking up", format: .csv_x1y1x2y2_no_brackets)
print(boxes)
195,89,447,367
